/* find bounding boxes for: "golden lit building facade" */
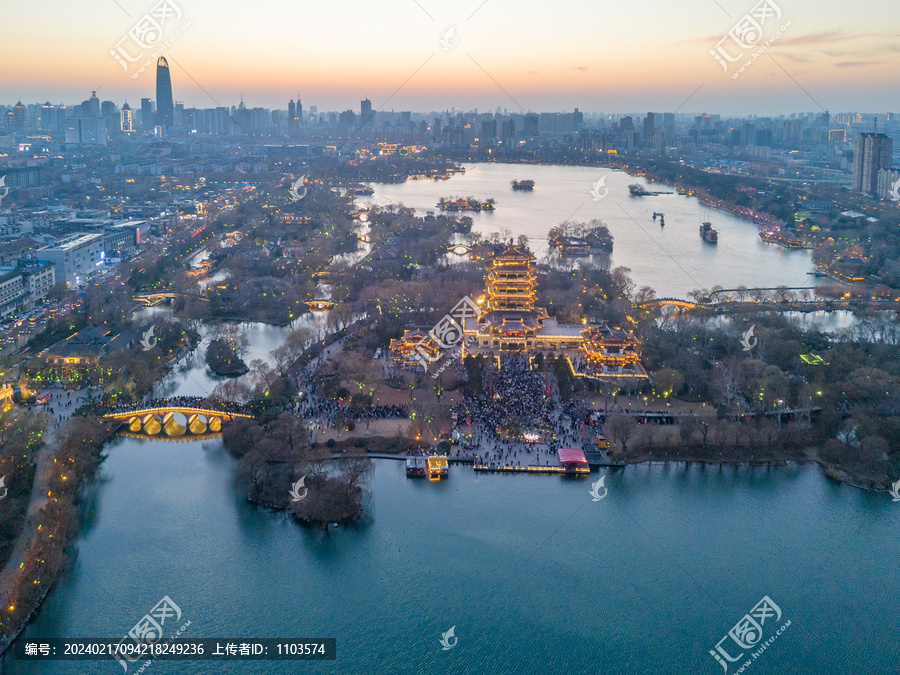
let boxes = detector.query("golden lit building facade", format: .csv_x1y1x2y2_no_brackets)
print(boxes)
462,245,646,379
389,329,440,368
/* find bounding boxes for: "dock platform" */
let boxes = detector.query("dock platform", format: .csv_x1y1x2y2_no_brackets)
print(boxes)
473,464,590,474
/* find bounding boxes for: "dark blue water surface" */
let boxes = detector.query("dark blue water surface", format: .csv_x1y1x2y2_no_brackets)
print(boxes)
7,434,900,675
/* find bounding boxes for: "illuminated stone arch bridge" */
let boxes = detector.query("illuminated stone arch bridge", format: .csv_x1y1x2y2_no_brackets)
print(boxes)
103,406,254,439
133,292,210,307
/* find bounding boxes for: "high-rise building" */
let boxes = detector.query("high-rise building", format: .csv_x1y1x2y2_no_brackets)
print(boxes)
852,132,893,195
156,56,174,130
40,102,54,131
287,97,298,137
141,98,153,130
573,108,584,130
101,100,118,133
12,101,26,132
877,167,900,200
121,102,134,133
87,91,101,117
361,98,373,126
642,112,656,140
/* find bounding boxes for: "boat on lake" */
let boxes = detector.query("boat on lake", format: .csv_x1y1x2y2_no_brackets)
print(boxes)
700,221,718,243
511,179,535,191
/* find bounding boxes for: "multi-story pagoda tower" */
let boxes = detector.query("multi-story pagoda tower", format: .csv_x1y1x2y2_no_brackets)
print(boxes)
485,246,537,312
469,245,548,351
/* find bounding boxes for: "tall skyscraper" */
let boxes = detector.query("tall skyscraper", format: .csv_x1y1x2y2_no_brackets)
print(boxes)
156,56,174,130
642,112,656,140
141,98,153,130
87,91,101,117
13,101,27,132
361,97,373,126
40,102,54,131
852,132,893,195
121,102,134,133
288,98,297,137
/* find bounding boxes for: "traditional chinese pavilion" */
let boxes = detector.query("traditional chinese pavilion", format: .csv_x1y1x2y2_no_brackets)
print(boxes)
461,245,646,379
389,328,439,368
389,245,646,380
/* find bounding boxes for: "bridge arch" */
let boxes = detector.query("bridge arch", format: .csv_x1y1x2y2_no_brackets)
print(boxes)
104,405,252,439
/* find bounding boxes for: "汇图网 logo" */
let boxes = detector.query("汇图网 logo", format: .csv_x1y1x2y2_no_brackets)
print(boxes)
710,595,790,673
739,325,757,352
439,625,458,650
289,476,308,502
140,325,158,351
289,176,308,202
589,475,607,501
440,27,458,50
590,175,608,201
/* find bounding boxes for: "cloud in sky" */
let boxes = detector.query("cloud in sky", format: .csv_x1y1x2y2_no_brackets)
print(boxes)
834,61,887,67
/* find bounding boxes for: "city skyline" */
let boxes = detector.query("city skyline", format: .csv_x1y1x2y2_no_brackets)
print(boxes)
3,0,898,116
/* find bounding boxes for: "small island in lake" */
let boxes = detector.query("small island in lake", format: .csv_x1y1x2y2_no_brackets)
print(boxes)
223,416,373,530
437,196,495,212
205,338,249,376
548,220,614,256
629,183,674,196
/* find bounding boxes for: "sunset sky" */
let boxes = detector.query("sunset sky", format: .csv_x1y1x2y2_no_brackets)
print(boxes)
2,0,898,115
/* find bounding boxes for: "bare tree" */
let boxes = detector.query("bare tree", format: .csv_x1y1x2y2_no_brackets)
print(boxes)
606,412,638,456
679,414,698,449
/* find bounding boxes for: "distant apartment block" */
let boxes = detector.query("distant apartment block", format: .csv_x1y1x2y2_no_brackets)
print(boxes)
0,270,25,318
877,168,900,200
0,259,55,317
852,133,892,195
64,116,108,146
36,233,104,287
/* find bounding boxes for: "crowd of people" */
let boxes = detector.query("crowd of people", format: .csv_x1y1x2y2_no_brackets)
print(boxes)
448,354,605,467
454,355,555,442
105,396,253,416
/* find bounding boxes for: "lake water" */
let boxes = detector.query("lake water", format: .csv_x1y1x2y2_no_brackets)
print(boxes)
355,163,823,299
9,439,900,674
